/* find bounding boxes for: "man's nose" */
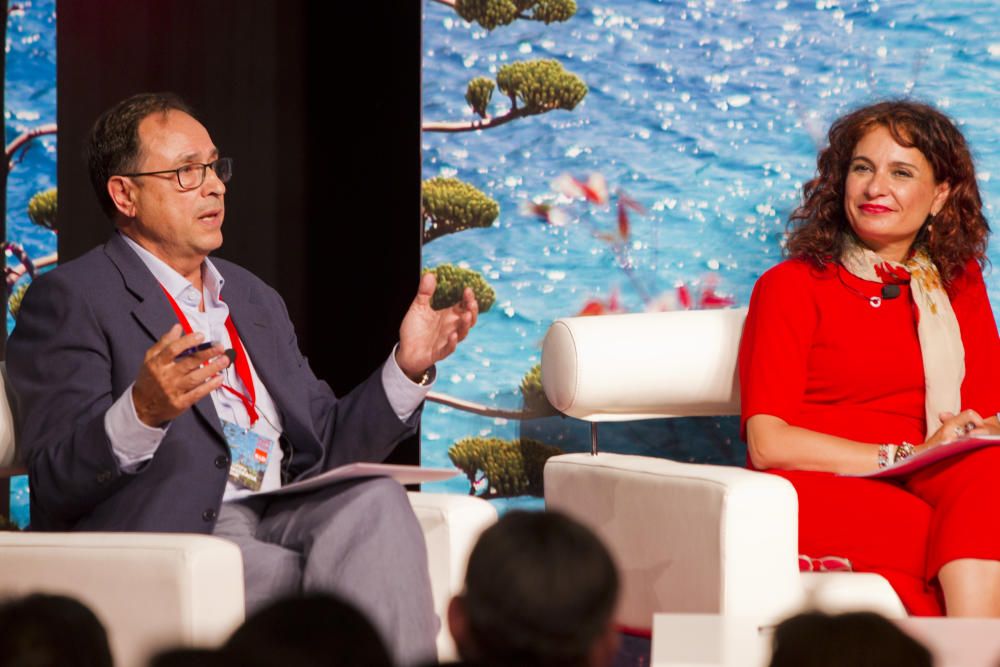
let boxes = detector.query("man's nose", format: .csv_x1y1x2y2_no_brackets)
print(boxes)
202,164,226,195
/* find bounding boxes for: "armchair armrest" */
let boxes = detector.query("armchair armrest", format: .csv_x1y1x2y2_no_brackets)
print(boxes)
800,572,907,618
0,532,244,667
408,492,497,661
544,453,804,630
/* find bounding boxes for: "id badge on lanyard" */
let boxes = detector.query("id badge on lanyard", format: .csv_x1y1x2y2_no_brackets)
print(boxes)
159,284,272,490
221,418,274,491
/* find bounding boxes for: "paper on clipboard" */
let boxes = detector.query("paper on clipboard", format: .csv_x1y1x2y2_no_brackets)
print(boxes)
847,435,1000,479
257,463,460,497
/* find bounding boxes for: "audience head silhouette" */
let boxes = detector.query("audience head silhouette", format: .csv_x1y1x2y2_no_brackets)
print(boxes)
0,593,112,667
223,593,392,667
768,611,932,667
150,648,239,667
448,510,620,667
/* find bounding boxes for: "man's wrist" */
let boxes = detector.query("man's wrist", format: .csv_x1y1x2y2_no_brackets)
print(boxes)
394,348,431,384
105,384,168,470
128,385,169,434
383,346,434,421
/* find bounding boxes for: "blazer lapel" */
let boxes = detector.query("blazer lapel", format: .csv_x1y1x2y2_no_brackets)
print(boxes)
215,271,273,381
103,233,227,445
220,271,311,444
105,234,176,343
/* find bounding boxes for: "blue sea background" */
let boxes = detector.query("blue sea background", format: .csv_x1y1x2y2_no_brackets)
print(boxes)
5,0,57,528
420,0,1000,512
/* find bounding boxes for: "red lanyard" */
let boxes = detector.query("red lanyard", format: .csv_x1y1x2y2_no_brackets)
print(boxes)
158,285,259,426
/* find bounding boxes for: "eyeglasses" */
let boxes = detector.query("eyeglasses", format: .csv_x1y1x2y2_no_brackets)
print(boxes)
119,157,233,190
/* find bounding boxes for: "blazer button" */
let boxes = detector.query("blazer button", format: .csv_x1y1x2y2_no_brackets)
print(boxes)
202,508,218,522
96,471,112,484
215,455,230,469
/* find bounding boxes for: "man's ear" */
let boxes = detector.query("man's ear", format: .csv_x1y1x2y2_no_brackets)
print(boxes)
107,176,137,218
447,595,475,660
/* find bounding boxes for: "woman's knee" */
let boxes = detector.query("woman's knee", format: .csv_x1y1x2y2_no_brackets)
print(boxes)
908,447,1000,505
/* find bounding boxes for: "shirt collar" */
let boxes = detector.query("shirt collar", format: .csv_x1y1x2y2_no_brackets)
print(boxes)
119,231,226,302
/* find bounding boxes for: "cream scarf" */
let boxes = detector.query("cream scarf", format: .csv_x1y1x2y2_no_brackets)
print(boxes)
840,237,965,437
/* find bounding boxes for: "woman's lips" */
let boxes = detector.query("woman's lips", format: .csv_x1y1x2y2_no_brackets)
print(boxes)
859,203,893,214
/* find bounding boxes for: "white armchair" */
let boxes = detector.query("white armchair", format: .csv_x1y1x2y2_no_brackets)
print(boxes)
0,366,495,666
540,308,905,633
409,490,498,661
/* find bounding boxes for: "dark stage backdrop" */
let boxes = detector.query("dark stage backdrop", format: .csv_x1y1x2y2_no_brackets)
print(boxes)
57,1,422,464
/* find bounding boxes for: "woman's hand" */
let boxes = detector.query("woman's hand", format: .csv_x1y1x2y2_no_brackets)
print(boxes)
968,413,1000,438
921,409,989,450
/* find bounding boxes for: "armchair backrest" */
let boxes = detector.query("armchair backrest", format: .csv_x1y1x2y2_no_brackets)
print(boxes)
541,308,748,422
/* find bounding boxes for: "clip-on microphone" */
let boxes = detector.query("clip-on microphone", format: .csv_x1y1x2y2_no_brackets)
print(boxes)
881,284,901,300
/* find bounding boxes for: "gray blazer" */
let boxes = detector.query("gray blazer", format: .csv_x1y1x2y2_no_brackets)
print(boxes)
7,233,418,532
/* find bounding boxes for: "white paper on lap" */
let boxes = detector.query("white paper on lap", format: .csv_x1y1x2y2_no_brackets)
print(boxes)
846,435,1000,479
256,462,459,497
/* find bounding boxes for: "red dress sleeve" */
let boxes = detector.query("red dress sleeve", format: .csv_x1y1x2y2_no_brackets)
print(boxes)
950,259,1000,418
738,261,821,441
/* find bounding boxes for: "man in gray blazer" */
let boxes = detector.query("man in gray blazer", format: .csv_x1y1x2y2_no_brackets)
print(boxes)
7,93,478,665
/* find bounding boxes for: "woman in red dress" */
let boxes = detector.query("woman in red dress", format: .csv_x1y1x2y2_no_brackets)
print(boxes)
739,100,1000,616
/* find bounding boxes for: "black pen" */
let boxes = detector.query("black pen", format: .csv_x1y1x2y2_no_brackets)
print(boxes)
175,340,215,361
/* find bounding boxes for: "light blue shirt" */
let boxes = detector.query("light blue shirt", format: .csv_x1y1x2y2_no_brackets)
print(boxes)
105,233,433,499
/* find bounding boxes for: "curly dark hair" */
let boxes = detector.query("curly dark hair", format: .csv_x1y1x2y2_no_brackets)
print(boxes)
786,99,988,282
86,92,195,219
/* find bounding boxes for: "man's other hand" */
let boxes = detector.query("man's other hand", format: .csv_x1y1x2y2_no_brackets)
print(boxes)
396,272,478,382
132,324,231,427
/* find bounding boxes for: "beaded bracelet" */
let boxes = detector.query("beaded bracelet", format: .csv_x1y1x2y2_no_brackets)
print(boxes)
894,441,916,463
878,441,916,469
878,444,897,469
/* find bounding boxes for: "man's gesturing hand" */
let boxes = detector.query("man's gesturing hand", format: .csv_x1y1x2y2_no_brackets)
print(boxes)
396,272,478,382
132,324,231,427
